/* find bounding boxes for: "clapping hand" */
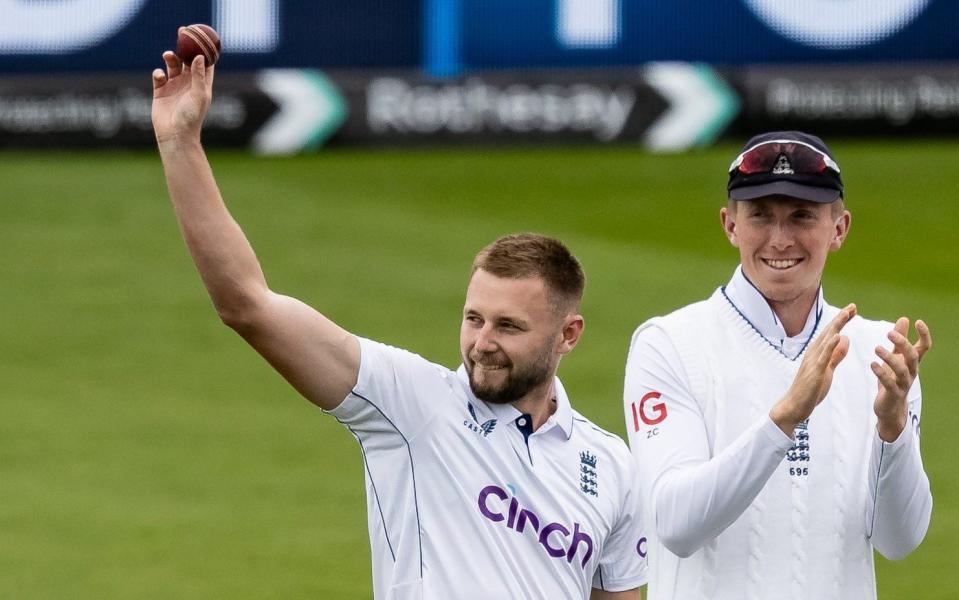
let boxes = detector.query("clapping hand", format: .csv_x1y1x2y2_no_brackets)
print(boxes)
873,318,932,442
770,304,857,437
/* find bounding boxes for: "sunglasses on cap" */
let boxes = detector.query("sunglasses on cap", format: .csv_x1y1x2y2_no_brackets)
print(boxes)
728,140,841,176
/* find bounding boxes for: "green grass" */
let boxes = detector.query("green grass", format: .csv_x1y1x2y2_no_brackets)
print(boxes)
0,141,956,598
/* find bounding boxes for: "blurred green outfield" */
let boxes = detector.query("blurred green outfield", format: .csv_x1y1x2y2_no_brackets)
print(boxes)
1,140,956,599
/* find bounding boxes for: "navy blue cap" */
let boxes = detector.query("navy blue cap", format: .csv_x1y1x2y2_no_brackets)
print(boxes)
727,131,844,203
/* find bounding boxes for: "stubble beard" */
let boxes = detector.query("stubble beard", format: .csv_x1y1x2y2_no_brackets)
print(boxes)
466,343,555,405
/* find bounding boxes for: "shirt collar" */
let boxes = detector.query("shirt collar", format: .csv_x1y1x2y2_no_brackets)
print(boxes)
455,365,574,440
723,265,823,358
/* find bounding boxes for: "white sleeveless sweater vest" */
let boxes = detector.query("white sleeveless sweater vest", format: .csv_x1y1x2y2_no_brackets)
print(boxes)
647,288,889,600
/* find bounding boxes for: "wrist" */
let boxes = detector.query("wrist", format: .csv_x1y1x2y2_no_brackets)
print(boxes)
769,403,800,438
156,129,203,153
876,411,907,443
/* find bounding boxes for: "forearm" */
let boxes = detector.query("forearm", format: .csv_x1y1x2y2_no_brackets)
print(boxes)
652,416,791,557
867,423,932,559
158,136,269,323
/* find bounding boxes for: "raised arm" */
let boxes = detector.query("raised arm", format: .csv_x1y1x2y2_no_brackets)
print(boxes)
151,51,359,410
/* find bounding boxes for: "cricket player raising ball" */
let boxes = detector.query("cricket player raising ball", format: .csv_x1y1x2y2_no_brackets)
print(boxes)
151,50,647,598
624,132,932,600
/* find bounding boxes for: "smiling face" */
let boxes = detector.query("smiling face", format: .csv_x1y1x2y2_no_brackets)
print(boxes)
460,269,582,405
721,195,851,313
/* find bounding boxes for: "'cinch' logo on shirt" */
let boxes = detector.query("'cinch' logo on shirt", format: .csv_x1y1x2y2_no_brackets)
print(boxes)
477,485,594,567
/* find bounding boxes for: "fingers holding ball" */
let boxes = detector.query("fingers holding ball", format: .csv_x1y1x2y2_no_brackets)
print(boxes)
175,24,221,67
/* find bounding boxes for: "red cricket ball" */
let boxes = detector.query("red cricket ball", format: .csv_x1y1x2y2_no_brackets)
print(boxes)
176,24,221,66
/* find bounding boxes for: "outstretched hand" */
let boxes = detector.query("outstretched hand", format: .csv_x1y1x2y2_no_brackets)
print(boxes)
873,318,932,442
770,304,857,437
151,47,215,145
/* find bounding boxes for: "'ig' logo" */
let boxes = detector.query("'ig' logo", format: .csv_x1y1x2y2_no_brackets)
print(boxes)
631,391,667,433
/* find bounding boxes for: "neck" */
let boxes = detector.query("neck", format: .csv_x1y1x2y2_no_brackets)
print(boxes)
768,293,817,337
510,379,557,431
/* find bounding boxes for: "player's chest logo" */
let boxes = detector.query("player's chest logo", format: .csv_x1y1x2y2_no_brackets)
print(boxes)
786,419,810,477
579,450,598,497
463,402,497,438
477,484,596,568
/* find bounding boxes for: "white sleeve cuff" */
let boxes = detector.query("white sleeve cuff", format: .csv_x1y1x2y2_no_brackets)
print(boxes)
761,414,797,448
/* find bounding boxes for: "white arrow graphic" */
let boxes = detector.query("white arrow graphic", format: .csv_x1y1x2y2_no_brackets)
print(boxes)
253,69,348,155
642,62,739,152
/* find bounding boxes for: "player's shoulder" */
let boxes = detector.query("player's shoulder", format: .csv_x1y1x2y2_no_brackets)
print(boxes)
644,296,714,328
357,336,457,386
629,293,715,349
358,335,444,365
570,409,632,461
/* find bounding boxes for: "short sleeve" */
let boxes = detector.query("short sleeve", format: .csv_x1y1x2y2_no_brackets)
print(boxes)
592,460,648,591
326,337,454,439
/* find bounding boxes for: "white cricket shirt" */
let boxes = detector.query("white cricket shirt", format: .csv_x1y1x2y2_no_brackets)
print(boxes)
624,267,931,600
329,337,647,600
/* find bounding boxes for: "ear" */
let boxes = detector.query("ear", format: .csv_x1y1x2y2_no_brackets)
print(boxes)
830,209,851,251
557,314,585,355
720,205,739,247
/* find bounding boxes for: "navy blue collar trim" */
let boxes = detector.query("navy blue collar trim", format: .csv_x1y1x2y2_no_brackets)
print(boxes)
739,270,783,329
720,286,823,361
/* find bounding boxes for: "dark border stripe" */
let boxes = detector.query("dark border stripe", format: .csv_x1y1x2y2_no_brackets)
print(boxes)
720,286,823,362
867,442,885,538
573,416,620,440
337,417,396,562
350,389,424,577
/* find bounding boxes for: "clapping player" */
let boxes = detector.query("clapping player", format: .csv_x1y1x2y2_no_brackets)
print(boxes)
624,131,932,600
152,51,646,599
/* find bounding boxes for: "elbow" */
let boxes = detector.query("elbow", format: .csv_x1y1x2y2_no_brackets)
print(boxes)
659,531,701,559
876,547,912,562
874,524,929,561
217,306,259,334
217,306,253,332
652,483,707,558
872,492,932,561
213,291,268,333
660,538,700,558
875,535,921,561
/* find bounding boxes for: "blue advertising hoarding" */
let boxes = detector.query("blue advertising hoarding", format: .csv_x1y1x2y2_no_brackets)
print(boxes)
452,0,959,73
3,1,959,153
0,0,419,73
1,1,958,74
